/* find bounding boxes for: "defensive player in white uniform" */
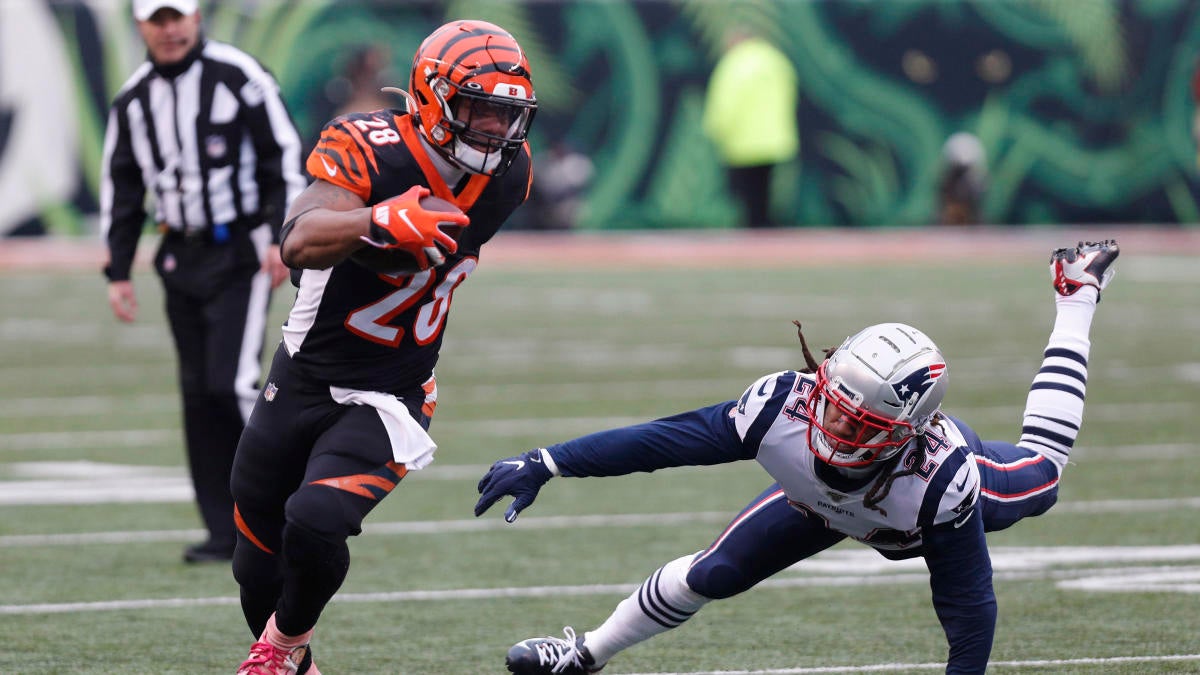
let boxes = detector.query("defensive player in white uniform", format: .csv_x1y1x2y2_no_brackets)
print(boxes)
475,240,1119,674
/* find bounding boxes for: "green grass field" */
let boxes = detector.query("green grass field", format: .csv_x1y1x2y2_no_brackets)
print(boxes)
1,232,1198,674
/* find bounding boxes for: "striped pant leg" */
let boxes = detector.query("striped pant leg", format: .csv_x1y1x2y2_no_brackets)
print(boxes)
1017,289,1097,472
980,291,1097,532
583,484,844,665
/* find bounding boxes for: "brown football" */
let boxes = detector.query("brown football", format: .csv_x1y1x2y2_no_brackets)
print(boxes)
350,195,466,275
427,195,467,242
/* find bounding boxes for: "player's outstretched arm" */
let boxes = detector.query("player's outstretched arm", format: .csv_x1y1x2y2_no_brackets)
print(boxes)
475,404,752,523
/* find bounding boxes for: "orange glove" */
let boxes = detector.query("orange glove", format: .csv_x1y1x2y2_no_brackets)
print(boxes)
360,186,470,269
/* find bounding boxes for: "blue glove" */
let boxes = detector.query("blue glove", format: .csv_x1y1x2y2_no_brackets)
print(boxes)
474,449,554,523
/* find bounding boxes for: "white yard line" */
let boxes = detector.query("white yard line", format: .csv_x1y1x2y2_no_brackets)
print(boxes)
0,408,1196,450
5,505,1200,557
2,558,1199,616
0,512,733,546
0,393,177,417
0,428,177,451
631,653,1200,674
1,453,1198,505
2,385,1196,418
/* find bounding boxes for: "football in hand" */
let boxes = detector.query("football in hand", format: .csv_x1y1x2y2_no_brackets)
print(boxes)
351,195,466,275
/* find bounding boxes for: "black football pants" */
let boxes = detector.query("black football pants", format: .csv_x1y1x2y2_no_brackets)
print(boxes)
230,346,429,638
163,271,268,548
728,164,775,228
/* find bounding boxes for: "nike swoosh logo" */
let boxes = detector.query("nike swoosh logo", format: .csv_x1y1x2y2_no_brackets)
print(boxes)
757,379,771,396
398,209,422,238
502,460,525,471
953,510,974,528
319,154,338,177
956,474,970,492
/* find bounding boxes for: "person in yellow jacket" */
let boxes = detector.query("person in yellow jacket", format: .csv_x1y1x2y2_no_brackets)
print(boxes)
702,29,799,228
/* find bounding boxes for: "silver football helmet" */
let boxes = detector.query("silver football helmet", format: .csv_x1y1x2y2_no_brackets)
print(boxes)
806,323,948,468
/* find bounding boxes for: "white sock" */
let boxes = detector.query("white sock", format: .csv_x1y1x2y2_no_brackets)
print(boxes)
1018,286,1098,472
583,553,710,666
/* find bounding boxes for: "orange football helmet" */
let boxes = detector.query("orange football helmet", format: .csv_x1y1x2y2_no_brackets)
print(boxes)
408,20,537,176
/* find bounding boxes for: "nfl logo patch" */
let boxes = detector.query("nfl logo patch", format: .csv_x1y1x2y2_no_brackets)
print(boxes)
205,134,227,159
264,382,278,402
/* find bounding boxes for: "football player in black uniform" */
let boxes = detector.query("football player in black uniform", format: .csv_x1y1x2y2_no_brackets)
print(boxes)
230,20,537,674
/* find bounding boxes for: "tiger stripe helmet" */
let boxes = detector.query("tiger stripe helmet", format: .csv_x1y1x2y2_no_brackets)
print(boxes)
409,20,537,176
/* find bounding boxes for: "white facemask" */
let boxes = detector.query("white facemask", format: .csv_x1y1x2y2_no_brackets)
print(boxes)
451,138,502,174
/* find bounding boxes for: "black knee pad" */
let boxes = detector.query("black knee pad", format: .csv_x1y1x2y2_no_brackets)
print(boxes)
284,484,356,539
685,558,752,600
232,539,280,590
282,520,347,569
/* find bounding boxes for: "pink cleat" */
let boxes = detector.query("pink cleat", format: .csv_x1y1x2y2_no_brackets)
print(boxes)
236,613,320,674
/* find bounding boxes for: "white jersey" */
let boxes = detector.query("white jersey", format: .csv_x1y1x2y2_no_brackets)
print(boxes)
732,370,980,553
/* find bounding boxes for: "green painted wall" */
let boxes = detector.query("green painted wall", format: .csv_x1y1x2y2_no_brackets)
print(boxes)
11,0,1200,235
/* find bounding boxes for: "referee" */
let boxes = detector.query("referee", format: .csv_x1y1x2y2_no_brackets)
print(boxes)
100,0,305,563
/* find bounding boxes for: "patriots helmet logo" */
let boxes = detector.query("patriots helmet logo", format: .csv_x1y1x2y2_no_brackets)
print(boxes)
891,363,946,402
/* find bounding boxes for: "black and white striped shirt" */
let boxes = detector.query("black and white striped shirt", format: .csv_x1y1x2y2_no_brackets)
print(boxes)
100,38,305,281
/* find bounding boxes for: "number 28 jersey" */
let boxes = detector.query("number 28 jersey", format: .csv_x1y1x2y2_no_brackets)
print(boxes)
281,109,532,395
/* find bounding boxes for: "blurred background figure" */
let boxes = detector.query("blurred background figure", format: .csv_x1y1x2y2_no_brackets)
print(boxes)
702,27,798,228
936,131,988,226
305,44,395,155
100,0,303,564
325,44,394,118
526,139,594,230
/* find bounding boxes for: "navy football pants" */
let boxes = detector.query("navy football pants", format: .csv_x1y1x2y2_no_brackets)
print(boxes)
684,440,1060,599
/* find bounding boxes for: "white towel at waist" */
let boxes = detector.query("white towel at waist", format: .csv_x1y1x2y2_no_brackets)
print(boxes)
329,386,437,470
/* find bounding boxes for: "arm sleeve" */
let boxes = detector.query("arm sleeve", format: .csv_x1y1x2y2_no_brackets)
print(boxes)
241,70,305,243
548,402,753,478
923,509,997,674
306,116,376,202
99,104,147,281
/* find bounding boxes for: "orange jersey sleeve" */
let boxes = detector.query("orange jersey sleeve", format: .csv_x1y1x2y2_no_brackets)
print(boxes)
306,115,385,202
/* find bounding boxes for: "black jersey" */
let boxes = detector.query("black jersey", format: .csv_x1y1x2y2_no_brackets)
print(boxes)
280,110,532,394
